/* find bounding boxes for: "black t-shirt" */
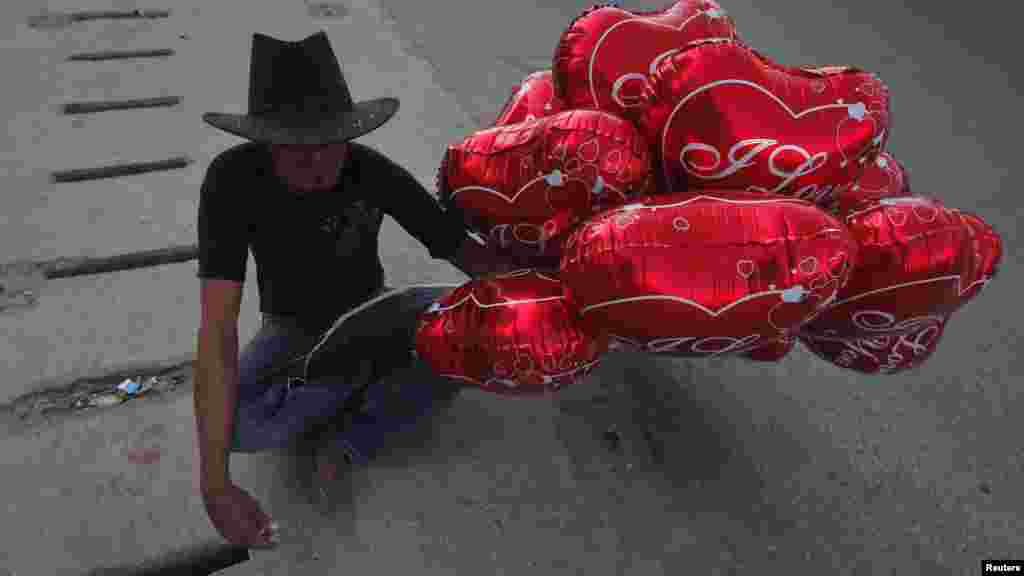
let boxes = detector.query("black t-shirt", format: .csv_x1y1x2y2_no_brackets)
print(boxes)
197,141,467,323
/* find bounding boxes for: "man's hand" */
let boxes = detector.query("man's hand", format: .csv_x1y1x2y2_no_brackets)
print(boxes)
202,482,279,549
450,233,520,279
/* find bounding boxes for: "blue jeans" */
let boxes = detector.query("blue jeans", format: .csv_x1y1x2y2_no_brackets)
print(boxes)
229,285,462,465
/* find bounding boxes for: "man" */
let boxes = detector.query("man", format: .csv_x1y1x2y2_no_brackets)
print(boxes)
195,31,506,548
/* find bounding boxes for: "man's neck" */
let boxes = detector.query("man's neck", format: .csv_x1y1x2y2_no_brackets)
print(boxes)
277,165,347,196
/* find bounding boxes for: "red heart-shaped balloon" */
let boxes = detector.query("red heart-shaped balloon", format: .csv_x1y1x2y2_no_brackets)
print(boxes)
639,40,891,207
558,190,857,357
799,314,947,375
802,196,974,340
493,70,566,127
439,109,654,263
414,270,607,396
827,151,911,217
954,209,1002,306
554,0,738,117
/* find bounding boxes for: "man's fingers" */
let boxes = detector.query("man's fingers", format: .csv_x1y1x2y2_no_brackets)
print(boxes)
264,527,281,546
257,520,280,544
234,498,275,547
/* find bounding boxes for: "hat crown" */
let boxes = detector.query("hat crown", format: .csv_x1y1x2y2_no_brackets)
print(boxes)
248,31,354,117
202,30,400,144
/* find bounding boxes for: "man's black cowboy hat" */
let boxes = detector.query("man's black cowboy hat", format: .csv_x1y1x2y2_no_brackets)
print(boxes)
202,31,399,145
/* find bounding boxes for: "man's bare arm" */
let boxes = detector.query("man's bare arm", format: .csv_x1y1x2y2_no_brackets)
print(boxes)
194,278,243,493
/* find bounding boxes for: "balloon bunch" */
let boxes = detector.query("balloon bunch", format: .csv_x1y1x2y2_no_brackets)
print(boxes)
416,0,1003,395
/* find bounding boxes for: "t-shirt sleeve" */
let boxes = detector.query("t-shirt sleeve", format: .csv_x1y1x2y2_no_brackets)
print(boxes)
362,147,469,261
196,152,249,282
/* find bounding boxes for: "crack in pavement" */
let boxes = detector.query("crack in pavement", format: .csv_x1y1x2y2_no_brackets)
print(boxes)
0,359,194,434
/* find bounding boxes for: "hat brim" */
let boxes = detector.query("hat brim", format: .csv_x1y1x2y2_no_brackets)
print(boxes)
202,97,399,145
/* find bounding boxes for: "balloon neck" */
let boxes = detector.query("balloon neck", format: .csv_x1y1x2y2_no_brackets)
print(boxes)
544,169,564,187
781,285,809,303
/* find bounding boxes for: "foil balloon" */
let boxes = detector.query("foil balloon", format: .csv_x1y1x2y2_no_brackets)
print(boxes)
558,190,858,357
955,209,1002,307
802,196,998,341
414,270,608,396
741,336,795,362
798,314,948,375
638,39,891,207
493,70,566,127
439,109,654,265
553,0,738,118
827,151,911,217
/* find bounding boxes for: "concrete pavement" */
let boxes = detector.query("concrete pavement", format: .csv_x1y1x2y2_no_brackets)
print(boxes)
1,0,1021,574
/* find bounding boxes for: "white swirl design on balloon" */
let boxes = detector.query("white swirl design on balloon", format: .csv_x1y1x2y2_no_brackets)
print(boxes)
610,73,649,110
489,339,599,390
487,221,561,252
785,181,848,206
682,138,769,178
605,333,762,356
850,311,945,334
662,78,859,189
877,323,942,373
835,334,891,366
807,315,942,372
646,333,763,356
682,138,829,195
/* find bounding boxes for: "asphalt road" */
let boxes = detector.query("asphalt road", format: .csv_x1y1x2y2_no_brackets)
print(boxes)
0,0,1020,573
